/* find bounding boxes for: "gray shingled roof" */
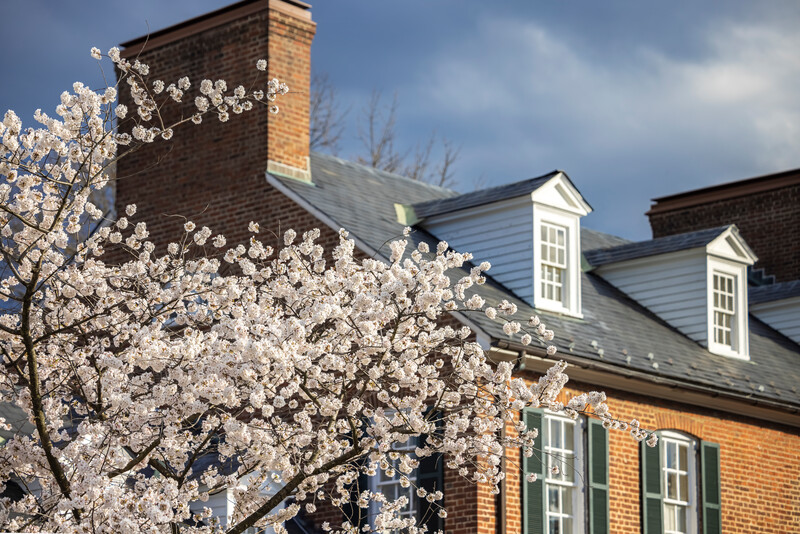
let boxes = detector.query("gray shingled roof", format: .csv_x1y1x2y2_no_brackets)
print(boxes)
749,280,800,304
583,226,730,267
270,153,800,410
412,171,560,218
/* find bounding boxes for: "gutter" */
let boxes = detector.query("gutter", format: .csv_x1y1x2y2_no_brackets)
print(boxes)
491,339,800,429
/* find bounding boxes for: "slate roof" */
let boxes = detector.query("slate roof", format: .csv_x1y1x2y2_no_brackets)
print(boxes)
270,152,800,410
749,280,800,304
412,171,560,218
583,226,730,267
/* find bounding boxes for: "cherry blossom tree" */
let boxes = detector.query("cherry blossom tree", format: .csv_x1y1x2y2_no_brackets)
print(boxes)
0,49,653,533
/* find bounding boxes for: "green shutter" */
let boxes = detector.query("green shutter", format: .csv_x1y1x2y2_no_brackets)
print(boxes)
588,419,609,534
418,409,444,532
701,441,721,534
641,438,663,534
522,408,545,534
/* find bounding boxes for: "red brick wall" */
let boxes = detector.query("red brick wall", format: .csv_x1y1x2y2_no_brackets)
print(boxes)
116,1,318,250
647,183,800,282
310,377,800,534
495,378,800,534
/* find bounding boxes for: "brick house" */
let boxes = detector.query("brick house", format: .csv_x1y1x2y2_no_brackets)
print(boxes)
116,1,800,533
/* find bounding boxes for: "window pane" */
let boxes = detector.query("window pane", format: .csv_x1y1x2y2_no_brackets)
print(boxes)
561,486,572,515
678,443,687,470
667,472,677,499
551,420,563,449
562,517,572,533
666,442,675,469
549,518,560,534
679,473,688,502
548,487,559,512
562,452,574,482
664,504,676,530
677,506,687,532
564,422,574,451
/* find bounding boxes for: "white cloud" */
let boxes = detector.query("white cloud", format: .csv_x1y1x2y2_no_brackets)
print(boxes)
405,15,800,236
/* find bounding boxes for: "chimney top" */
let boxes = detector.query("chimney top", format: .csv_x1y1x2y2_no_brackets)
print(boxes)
121,0,312,58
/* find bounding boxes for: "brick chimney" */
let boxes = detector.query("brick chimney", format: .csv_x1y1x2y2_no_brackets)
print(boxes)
647,168,800,282
115,0,316,248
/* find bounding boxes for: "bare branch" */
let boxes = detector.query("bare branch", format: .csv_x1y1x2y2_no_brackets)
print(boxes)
356,91,403,173
309,72,347,154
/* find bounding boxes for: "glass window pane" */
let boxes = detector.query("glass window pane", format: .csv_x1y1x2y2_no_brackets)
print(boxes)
664,504,676,530
666,442,675,469
561,486,572,515
549,518,560,534
548,486,559,512
551,420,563,449
677,506,687,532
564,422,574,451
679,473,688,502
557,230,564,246
541,225,547,240
562,452,574,482
667,472,677,499
678,443,687,470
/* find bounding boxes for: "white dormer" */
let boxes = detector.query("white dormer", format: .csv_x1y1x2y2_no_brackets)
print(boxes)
705,231,757,358
530,174,592,317
412,171,591,317
585,226,757,359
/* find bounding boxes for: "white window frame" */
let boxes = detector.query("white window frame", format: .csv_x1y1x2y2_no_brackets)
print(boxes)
533,204,583,318
543,411,585,534
540,222,568,304
706,256,749,359
711,272,735,348
659,431,698,534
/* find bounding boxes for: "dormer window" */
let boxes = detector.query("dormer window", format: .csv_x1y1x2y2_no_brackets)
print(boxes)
706,256,749,359
712,272,735,348
585,225,756,360
412,170,591,316
532,191,587,317
541,222,567,304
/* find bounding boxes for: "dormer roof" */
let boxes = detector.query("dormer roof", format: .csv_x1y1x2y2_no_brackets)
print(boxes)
584,225,757,267
749,280,800,305
413,170,591,219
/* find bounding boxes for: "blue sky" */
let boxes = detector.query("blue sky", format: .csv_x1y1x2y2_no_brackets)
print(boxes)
2,1,799,239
